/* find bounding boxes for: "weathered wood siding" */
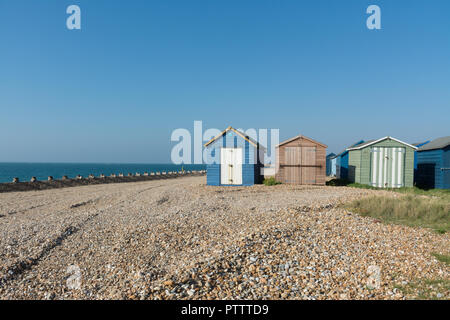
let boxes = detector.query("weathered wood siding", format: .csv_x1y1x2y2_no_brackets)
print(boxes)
275,136,326,185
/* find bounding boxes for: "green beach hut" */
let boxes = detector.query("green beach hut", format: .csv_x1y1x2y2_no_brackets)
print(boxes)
346,137,418,188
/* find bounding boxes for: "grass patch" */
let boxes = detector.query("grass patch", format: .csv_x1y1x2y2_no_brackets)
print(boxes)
432,253,450,266
394,278,450,300
327,179,450,201
345,195,450,233
263,177,281,186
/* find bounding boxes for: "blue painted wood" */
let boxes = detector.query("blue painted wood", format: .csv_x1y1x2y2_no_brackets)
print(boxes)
331,157,337,176
206,164,220,186
339,151,350,180
205,129,264,186
417,147,449,189
444,146,450,189
326,153,336,176
336,140,364,180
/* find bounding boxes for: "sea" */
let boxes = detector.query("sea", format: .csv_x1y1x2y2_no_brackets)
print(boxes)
0,163,206,183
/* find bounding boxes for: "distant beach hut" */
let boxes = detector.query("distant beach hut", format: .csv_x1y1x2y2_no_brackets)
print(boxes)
275,134,327,185
416,136,450,189
335,140,365,180
204,126,265,186
326,153,336,177
346,137,417,188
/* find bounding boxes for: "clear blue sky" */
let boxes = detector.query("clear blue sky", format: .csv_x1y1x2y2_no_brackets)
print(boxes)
1,0,449,163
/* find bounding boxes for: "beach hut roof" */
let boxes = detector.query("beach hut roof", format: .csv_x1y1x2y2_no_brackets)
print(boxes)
346,137,418,151
203,126,266,150
335,140,366,158
276,134,327,148
418,136,450,151
412,141,430,147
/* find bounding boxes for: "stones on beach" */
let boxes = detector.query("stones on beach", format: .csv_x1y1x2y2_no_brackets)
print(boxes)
0,176,446,301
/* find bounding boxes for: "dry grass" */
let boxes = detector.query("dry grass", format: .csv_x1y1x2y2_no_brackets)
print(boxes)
394,278,450,300
346,195,450,233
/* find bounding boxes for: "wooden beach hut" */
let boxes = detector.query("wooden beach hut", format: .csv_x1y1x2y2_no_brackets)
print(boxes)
416,136,450,189
275,134,327,185
204,127,265,186
346,137,417,188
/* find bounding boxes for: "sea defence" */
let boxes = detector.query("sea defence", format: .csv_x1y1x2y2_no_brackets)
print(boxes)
0,170,206,193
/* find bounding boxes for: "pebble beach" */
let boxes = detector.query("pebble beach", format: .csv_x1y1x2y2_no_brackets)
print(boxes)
0,176,448,300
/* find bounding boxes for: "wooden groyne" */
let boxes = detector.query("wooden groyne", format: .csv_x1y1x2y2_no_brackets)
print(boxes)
0,170,206,194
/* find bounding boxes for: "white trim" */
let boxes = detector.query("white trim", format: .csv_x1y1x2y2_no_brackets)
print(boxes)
346,136,418,151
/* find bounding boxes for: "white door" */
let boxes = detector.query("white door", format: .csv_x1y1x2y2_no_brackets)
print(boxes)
220,148,243,185
371,147,405,188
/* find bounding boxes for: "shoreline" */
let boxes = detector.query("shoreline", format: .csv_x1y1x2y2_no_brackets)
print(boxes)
0,171,205,194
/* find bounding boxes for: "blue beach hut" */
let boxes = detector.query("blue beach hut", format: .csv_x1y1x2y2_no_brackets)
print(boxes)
204,127,265,186
331,156,337,177
326,153,336,176
335,140,365,180
416,136,450,189
412,141,430,184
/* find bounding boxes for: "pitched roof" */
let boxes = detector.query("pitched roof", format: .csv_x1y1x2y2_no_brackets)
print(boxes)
203,126,266,150
346,137,418,151
417,136,450,151
276,134,327,148
335,140,366,158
